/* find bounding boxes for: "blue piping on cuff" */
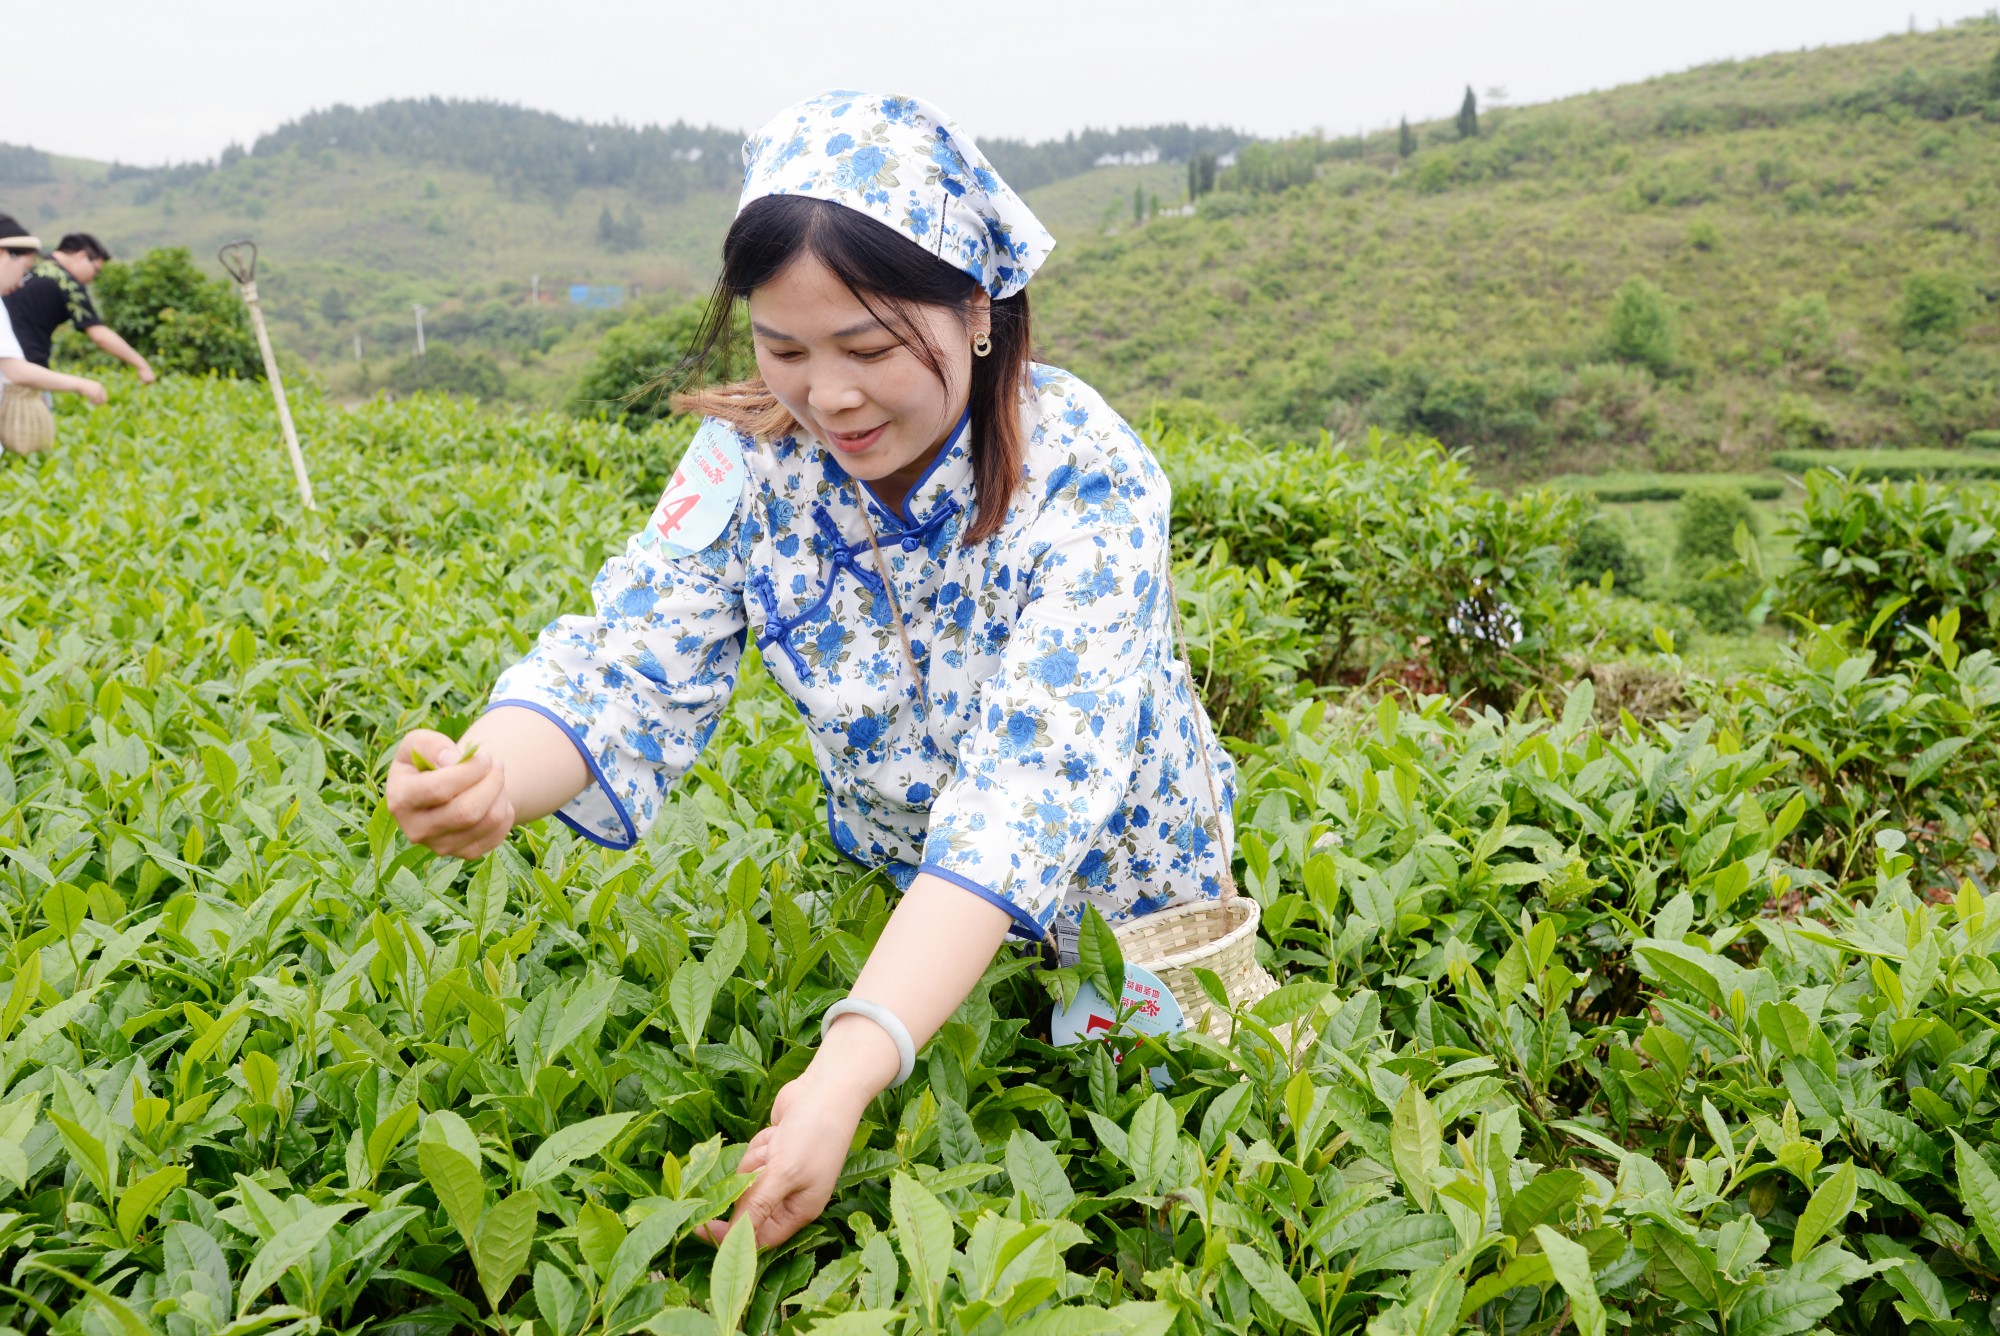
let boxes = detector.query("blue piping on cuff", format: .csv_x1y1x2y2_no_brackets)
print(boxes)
485,698,638,850
917,862,1046,942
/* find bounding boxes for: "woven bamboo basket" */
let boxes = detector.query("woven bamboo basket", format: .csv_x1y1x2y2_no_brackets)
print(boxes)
1113,890,1276,1039
0,385,55,456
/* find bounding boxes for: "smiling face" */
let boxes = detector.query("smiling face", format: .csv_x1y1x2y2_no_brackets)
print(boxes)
749,253,988,510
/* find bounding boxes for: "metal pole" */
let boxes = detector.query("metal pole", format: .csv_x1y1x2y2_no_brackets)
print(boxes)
242,280,315,511
413,304,427,356
218,241,318,517
353,332,362,362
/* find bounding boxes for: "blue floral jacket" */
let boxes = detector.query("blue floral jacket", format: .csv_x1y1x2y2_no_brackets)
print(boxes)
491,365,1236,942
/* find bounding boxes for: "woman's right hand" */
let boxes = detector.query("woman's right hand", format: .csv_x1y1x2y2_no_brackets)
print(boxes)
79,379,108,406
385,730,515,858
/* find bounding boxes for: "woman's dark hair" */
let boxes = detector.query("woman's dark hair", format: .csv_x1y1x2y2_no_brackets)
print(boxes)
673,194,1031,545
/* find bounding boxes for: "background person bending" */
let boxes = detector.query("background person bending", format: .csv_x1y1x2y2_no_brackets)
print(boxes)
4,233,156,383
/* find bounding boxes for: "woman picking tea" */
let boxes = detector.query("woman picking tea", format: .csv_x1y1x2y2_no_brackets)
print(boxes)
386,92,1237,1246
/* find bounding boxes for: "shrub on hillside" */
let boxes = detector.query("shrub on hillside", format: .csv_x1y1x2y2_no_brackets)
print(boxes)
1139,397,1233,440
1280,355,1659,471
1605,276,1679,377
1774,392,1837,449
1671,485,1761,632
1555,579,1698,658
1900,270,1972,347
1675,484,1758,566
90,247,261,379
386,343,507,399
1775,468,2000,656
1768,291,1836,369
1671,568,1759,635
1565,511,1647,592
568,302,751,426
1560,472,1786,503
1771,446,2000,482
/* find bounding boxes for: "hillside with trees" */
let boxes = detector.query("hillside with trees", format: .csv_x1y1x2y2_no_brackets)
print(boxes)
7,21,1999,471
0,105,1244,388
1035,19,2000,478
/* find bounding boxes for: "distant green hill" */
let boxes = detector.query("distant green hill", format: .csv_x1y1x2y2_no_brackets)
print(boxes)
0,104,1241,391
1,138,733,378
8,26,1999,470
1036,19,2000,478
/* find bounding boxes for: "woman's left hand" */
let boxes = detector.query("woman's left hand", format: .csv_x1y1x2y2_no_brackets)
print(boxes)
697,1016,901,1249
697,878,1010,1248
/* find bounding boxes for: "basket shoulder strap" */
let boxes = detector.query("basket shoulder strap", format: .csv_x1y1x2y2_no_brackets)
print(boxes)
1163,565,1238,903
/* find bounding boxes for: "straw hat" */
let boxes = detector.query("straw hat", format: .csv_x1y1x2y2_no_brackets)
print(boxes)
0,214,41,250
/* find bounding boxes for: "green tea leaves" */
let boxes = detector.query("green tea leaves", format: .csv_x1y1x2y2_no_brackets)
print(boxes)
1533,1226,1605,1336
521,1112,638,1190
472,1192,539,1312
1126,1093,1180,1192
1077,906,1125,1013
115,1165,186,1245
1391,1083,1441,1212
1226,1243,1317,1330
890,1173,954,1321
708,1217,759,1334
13,372,2000,1335
1006,1130,1075,1218
418,1110,487,1247
1952,1132,2000,1264
1792,1162,1857,1263
238,1203,362,1316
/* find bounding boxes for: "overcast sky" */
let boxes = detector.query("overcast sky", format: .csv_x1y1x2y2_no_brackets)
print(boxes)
17,0,1998,165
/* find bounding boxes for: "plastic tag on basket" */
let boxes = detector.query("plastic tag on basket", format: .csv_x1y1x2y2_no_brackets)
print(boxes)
1051,962,1185,1089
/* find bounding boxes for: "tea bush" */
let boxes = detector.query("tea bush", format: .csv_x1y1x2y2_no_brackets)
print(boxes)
87,247,262,380
1771,448,2000,482
1565,513,1647,594
1773,469,2000,656
1552,581,1699,659
1170,544,1312,742
1663,486,1761,634
387,344,509,400
566,303,749,427
1714,621,2000,886
1551,472,1785,503
1161,427,1584,705
7,377,2000,1335
1604,278,1679,378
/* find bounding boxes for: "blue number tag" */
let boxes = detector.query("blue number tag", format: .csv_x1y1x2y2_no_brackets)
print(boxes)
1051,962,1185,1089
644,420,745,558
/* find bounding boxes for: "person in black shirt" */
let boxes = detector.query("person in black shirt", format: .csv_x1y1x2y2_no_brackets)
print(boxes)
0,215,106,456
3,233,155,382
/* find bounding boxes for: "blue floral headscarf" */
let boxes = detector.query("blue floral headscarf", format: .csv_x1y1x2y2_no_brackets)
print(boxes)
739,91,1056,300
